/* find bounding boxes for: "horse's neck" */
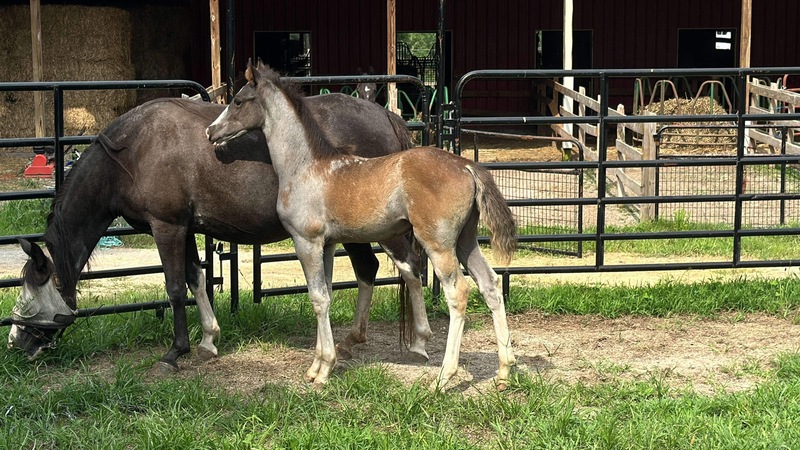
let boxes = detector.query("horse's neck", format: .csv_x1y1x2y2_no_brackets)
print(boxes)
46,199,115,309
262,93,337,180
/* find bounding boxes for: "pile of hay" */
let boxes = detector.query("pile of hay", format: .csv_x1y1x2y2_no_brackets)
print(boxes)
0,5,135,142
643,97,737,154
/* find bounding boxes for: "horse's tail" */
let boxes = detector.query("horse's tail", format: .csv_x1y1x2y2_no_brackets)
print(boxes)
386,109,414,151
397,233,422,350
467,165,517,266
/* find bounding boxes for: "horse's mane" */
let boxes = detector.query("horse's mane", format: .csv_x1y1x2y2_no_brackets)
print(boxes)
262,68,343,159
43,143,101,307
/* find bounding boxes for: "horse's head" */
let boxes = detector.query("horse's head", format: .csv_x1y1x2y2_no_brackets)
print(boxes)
7,239,76,359
206,58,279,147
356,82,377,102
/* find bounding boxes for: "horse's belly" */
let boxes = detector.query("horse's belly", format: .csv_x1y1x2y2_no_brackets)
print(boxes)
328,218,412,244
192,197,289,245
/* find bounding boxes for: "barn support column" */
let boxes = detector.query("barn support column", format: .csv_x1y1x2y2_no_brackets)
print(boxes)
226,0,236,103
740,0,753,150
562,0,574,151
387,0,399,115
436,0,446,149
29,0,44,139
209,0,223,103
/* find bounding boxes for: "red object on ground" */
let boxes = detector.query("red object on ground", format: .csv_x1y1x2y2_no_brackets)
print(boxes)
23,154,54,178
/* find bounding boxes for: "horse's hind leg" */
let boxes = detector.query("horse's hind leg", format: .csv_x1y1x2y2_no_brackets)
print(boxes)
420,240,470,390
185,236,220,361
338,242,377,360
456,212,516,390
380,234,432,362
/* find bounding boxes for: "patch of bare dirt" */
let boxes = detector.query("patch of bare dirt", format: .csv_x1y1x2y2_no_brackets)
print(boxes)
157,311,800,398
10,244,794,397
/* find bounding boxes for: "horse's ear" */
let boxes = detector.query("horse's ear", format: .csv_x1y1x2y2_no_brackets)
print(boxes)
245,58,255,84
18,238,48,271
18,237,33,256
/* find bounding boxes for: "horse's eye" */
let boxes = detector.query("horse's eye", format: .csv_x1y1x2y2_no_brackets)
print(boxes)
233,98,242,106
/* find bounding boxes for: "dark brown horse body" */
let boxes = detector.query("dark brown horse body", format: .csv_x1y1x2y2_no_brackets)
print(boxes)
10,95,432,369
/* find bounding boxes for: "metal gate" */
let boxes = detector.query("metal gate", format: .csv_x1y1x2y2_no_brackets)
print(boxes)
0,79,213,326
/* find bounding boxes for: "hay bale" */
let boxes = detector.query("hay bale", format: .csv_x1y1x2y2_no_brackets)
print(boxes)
643,97,736,154
0,5,135,143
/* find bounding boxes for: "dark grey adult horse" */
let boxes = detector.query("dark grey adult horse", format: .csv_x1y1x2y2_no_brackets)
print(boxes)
8,95,433,370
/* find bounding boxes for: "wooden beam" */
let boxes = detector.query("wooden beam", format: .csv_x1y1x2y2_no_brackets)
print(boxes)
387,0,399,115
562,0,574,149
209,0,223,103
30,0,44,138
740,0,752,68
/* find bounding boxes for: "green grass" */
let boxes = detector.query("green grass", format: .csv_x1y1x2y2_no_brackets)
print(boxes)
0,198,50,236
3,279,800,449
516,213,800,260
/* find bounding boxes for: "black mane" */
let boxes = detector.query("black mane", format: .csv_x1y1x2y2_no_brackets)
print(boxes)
43,150,92,306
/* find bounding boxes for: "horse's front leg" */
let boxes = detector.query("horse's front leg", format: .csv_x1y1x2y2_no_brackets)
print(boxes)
185,236,220,361
151,225,192,372
295,238,337,386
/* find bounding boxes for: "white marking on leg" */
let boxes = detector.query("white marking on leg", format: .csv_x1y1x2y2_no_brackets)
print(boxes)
188,270,220,359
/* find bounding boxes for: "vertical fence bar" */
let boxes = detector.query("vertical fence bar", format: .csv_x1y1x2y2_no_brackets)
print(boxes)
53,87,65,189
229,243,238,311
435,0,446,149
780,126,787,225
595,72,609,267
253,244,262,304
205,236,215,307
733,71,747,264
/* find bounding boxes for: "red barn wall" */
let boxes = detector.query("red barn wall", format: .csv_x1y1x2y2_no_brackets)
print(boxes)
188,0,800,115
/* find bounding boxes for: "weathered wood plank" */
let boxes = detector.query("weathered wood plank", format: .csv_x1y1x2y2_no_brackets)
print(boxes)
609,167,642,197
748,128,800,154
616,139,642,161
749,82,800,106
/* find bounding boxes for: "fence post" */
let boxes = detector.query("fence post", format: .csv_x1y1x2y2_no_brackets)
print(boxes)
641,120,657,221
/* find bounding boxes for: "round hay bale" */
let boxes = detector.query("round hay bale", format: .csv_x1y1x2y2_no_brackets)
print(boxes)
63,108,97,136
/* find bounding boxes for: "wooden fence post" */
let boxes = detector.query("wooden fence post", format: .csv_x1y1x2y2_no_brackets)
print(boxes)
641,120,657,221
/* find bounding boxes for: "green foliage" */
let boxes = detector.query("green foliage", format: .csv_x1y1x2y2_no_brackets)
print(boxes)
397,32,436,57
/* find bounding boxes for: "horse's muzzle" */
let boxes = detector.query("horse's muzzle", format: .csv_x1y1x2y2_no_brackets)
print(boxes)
7,324,63,359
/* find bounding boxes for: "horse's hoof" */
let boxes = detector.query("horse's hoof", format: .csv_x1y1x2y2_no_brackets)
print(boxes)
335,343,353,360
404,351,429,365
148,361,178,379
196,345,218,362
311,382,326,392
495,380,509,392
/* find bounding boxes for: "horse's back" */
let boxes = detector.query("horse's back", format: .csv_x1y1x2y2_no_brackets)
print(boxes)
305,94,412,155
89,96,411,244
